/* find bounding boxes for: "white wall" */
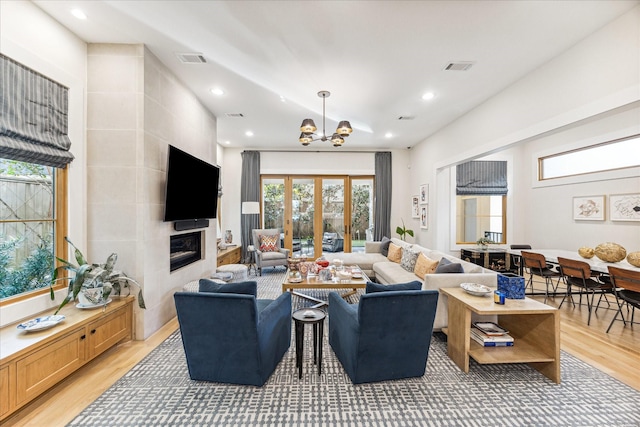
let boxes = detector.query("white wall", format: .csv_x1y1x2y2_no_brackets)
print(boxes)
409,5,640,255
0,1,87,326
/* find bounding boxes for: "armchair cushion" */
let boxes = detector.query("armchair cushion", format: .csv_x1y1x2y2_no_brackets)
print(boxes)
366,280,422,294
259,234,279,252
199,279,257,296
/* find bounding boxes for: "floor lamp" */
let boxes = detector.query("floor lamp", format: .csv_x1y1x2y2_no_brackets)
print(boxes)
242,201,260,275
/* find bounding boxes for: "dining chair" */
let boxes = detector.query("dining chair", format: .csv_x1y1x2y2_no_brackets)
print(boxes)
509,244,531,275
520,251,562,302
557,257,612,325
606,266,640,333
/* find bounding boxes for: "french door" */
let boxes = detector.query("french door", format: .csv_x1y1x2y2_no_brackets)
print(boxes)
262,175,373,258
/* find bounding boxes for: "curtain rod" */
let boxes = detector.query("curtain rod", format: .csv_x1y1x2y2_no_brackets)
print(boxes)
244,150,386,154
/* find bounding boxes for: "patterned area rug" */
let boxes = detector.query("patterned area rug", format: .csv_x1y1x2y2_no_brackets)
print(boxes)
69,269,640,426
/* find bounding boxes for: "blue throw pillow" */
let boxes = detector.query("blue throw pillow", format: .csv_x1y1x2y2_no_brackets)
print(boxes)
435,257,464,274
366,280,422,293
380,236,392,257
199,279,257,296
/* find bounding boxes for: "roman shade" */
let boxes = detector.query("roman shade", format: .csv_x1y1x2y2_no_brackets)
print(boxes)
456,160,507,195
0,54,74,168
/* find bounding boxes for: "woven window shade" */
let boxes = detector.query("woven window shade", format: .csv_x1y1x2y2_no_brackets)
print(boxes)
456,161,507,195
0,54,74,168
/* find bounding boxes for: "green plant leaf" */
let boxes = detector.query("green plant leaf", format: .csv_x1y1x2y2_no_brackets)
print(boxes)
406,229,415,237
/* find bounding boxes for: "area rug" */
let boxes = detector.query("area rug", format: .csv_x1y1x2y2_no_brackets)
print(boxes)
68,270,640,426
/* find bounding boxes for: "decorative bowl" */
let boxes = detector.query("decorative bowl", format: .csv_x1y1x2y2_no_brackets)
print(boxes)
460,283,492,296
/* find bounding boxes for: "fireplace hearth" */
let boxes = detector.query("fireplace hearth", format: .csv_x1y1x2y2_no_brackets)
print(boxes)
170,231,202,271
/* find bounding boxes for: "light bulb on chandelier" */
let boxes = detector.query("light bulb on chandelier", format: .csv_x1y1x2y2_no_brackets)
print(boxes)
298,91,352,147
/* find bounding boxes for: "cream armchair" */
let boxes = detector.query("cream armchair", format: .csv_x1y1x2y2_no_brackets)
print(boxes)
252,228,290,275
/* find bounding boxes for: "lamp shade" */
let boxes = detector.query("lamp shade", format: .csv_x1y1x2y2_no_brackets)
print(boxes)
336,121,353,137
331,133,344,147
300,119,317,133
242,201,260,215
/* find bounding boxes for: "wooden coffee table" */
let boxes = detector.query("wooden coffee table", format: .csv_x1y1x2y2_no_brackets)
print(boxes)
440,287,560,383
282,267,369,308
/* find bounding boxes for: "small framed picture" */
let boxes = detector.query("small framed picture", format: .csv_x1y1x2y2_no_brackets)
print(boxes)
420,205,428,229
419,184,428,205
609,193,640,222
572,195,605,221
411,195,420,218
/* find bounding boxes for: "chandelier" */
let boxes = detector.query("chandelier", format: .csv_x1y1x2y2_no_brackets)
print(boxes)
299,91,353,147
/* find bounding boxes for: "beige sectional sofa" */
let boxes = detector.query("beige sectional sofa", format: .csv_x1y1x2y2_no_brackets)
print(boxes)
326,237,497,330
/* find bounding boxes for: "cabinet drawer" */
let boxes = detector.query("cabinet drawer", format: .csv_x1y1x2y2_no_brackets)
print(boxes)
88,305,132,359
16,329,86,405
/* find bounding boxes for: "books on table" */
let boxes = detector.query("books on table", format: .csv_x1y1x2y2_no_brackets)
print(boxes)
470,327,514,347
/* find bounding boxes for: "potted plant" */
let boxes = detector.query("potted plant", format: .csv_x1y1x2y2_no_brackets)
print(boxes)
476,237,493,250
50,237,146,314
396,219,414,241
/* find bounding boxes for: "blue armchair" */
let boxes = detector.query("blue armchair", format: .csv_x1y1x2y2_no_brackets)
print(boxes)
328,286,438,384
174,280,291,386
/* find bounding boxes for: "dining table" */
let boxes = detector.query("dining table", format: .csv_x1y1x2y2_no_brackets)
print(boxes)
508,248,640,276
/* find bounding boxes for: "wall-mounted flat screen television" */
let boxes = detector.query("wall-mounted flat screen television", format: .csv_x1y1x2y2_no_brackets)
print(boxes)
163,145,219,222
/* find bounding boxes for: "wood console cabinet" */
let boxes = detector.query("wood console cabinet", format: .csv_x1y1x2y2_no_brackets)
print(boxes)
217,245,241,266
0,297,133,421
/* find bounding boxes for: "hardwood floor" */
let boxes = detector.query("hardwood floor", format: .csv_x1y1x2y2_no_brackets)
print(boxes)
4,278,639,427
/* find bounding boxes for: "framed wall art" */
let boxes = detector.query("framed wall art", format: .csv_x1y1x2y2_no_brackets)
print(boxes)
609,193,640,222
572,195,605,221
420,205,428,229
411,195,420,218
419,184,428,205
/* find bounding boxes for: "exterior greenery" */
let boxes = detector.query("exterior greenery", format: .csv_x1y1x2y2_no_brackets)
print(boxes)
0,236,54,299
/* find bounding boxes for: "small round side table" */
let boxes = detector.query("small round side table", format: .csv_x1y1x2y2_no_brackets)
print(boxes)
246,245,257,276
292,308,326,379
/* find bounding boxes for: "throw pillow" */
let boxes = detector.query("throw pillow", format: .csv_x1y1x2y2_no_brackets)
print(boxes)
380,236,392,257
400,248,420,272
199,279,257,296
387,243,402,263
435,257,464,273
413,252,439,279
259,234,278,252
366,280,422,293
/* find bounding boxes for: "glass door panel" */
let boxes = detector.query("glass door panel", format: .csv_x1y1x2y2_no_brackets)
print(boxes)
322,178,346,255
292,178,314,257
262,177,285,245
350,178,373,253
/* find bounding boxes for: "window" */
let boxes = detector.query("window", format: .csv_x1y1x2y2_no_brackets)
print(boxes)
0,159,67,302
539,134,640,180
456,195,506,244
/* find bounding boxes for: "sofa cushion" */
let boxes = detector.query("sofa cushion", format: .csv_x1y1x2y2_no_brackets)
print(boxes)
414,253,439,279
259,234,279,252
387,243,402,263
380,236,392,257
400,247,420,272
373,261,421,285
435,257,464,273
366,280,422,293
199,279,257,296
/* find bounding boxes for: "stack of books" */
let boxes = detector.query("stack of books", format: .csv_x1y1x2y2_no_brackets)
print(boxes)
471,322,514,347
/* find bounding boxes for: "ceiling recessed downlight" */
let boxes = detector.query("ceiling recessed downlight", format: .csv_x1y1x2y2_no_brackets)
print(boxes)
421,92,435,100
245,131,254,137
210,88,224,96
71,9,87,19
385,132,393,138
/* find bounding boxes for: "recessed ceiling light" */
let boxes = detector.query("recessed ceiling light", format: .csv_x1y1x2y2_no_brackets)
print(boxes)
245,131,254,137
224,141,230,145
210,88,224,96
422,92,435,100
71,9,87,20
385,132,393,138
280,95,286,102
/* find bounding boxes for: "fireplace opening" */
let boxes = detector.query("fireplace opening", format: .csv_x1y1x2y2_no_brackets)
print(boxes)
170,231,202,271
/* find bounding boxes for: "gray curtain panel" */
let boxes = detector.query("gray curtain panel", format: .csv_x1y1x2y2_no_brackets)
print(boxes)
240,151,261,262
456,160,508,195
0,54,74,168
374,151,392,241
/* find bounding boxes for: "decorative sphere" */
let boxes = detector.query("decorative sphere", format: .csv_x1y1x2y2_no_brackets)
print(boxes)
594,242,627,263
578,247,595,259
627,252,640,268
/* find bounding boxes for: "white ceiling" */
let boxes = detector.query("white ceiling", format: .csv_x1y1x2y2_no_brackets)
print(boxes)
34,0,639,151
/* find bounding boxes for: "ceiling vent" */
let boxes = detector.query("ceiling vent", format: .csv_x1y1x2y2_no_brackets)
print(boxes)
444,61,474,71
224,113,244,118
398,116,415,121
176,52,207,64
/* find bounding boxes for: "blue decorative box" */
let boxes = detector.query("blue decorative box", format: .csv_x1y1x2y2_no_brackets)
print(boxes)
497,273,525,299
